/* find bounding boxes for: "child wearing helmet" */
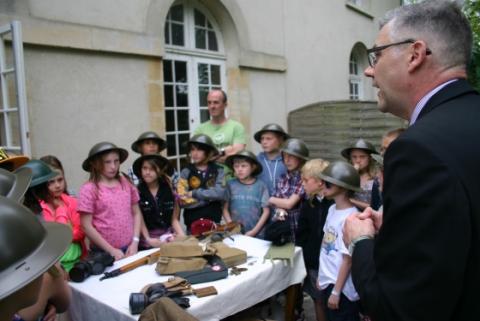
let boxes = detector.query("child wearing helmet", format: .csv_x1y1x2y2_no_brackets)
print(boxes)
25,158,87,272
223,150,270,238
132,154,185,248
78,142,143,261
0,195,72,321
268,138,309,243
297,158,334,321
176,134,226,233
341,139,379,210
254,123,289,196
317,161,362,320
128,131,167,186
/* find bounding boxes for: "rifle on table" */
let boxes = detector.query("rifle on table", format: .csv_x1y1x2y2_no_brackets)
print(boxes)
100,250,161,281
200,221,241,238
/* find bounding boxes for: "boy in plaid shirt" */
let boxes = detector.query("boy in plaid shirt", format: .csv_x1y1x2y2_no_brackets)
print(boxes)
268,138,309,242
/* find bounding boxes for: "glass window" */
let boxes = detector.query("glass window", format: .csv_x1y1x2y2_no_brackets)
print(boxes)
349,51,363,100
163,3,225,172
165,5,185,47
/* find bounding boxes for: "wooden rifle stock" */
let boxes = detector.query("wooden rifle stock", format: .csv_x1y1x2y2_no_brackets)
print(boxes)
201,221,240,237
100,250,161,281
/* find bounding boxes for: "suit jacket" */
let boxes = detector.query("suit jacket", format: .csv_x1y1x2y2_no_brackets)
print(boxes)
352,79,480,321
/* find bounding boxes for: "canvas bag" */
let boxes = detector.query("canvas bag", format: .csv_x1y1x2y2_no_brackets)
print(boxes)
156,257,208,275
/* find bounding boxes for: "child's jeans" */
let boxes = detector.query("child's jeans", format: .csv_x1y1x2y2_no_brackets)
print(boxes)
321,284,360,321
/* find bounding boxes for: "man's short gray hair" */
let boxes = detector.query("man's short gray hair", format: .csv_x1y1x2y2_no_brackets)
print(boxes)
381,0,472,70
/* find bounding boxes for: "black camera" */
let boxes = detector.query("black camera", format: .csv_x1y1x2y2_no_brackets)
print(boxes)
129,283,190,314
69,251,115,282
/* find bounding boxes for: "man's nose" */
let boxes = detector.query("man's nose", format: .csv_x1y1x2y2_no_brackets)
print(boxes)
364,65,374,77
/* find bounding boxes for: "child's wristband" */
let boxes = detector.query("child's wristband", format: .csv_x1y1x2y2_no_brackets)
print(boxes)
331,289,340,296
132,236,140,243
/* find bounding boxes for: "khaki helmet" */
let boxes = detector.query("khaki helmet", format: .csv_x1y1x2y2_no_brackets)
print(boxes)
341,138,378,159
254,123,290,143
21,160,58,188
0,148,29,171
131,131,167,154
281,138,309,161
0,167,32,201
132,154,174,179
82,142,128,172
186,134,219,155
371,154,384,167
0,195,72,300
318,160,361,192
225,150,263,176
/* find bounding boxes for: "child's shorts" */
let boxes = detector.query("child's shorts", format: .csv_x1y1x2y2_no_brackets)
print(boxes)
303,268,323,300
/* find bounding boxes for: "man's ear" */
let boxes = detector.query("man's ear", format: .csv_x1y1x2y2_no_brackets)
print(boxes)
407,40,429,72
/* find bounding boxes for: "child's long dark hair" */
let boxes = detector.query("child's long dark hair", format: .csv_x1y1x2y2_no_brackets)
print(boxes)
140,158,172,187
40,155,70,195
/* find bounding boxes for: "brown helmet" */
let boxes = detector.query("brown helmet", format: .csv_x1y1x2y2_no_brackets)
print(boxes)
318,161,361,192
131,131,167,154
281,138,309,161
341,139,378,159
0,147,29,171
225,150,263,176
254,123,290,143
82,142,128,172
132,154,174,178
186,134,219,155
0,167,32,201
0,196,72,300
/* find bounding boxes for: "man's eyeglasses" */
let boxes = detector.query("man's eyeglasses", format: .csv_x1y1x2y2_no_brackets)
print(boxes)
366,39,432,67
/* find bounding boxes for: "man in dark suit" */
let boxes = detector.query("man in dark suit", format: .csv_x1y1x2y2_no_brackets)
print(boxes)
343,1,480,321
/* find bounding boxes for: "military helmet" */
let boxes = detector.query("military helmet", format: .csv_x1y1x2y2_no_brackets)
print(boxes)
0,148,29,171
131,131,167,154
281,138,309,161
371,154,384,167
0,167,32,201
319,160,361,192
20,160,58,188
186,134,219,155
0,195,72,300
132,154,174,179
225,150,263,177
254,123,290,143
341,138,378,159
82,142,129,172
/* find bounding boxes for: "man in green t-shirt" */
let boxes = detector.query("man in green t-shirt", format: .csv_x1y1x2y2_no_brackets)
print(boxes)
194,89,246,166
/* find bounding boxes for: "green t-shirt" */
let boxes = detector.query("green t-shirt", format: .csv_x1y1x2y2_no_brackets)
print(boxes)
194,119,246,177
193,119,246,149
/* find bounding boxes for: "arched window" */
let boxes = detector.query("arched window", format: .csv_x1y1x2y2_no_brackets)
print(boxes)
163,1,226,171
349,53,361,100
348,43,369,100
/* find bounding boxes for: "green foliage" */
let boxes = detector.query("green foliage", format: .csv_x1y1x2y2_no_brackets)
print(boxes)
464,0,480,91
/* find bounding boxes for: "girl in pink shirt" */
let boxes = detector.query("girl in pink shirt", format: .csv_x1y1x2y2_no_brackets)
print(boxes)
78,142,142,261
34,167,87,271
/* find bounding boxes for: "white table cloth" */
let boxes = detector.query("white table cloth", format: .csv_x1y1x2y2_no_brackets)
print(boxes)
69,235,306,321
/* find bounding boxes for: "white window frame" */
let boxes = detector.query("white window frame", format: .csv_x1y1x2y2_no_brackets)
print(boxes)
0,21,30,155
163,1,226,171
349,53,363,100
